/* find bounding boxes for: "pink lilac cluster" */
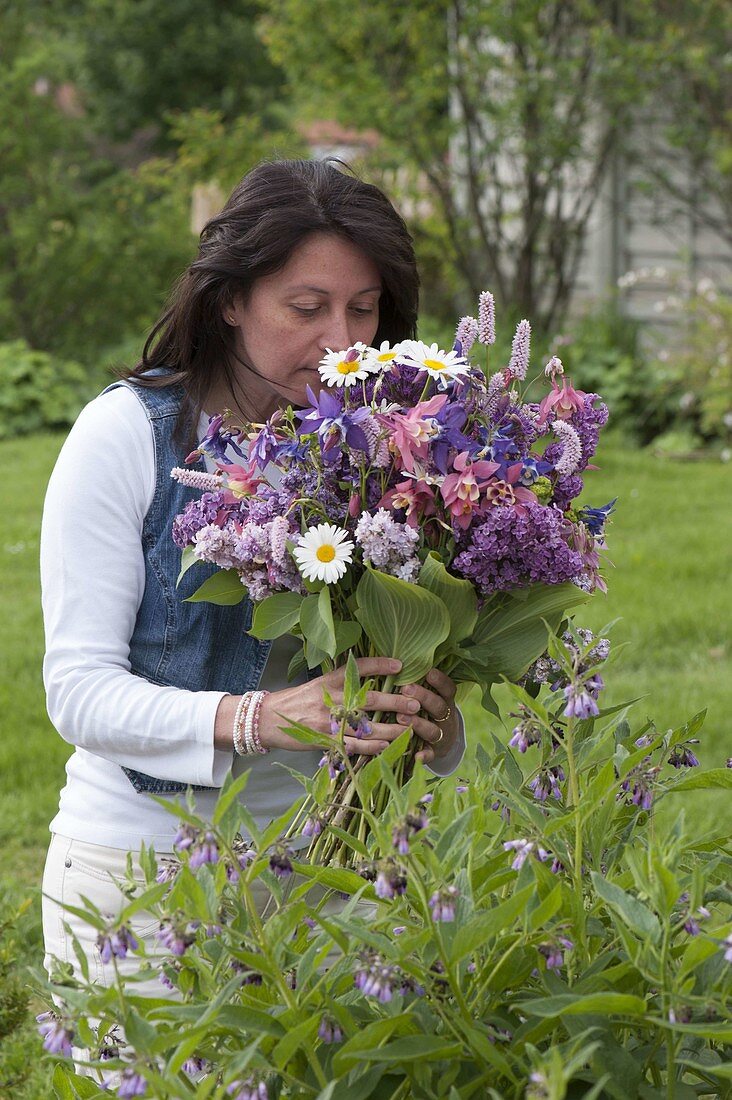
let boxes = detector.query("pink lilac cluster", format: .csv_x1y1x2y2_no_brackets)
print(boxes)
172,294,612,602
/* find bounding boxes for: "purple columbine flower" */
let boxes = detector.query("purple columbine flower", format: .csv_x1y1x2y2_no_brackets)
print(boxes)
429,885,459,922
563,682,600,719
227,1077,268,1100
189,413,246,465
118,1069,148,1098
318,1015,344,1044
296,385,372,460
668,745,701,768
579,498,617,536
36,1011,74,1057
97,922,139,964
374,860,408,900
157,919,196,957
269,843,294,879
189,831,219,869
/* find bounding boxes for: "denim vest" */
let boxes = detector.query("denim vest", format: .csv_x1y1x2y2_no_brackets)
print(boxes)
104,378,272,794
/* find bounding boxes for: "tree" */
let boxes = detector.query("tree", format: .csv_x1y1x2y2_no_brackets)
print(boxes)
258,0,702,333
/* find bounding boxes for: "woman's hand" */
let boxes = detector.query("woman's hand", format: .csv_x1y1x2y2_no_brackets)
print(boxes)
396,667,459,766
256,657,422,756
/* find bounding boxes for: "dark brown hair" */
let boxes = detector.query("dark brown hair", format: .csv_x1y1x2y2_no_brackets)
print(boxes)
124,158,419,433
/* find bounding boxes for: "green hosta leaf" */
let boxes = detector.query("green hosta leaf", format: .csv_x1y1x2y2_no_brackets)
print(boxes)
355,567,450,684
334,618,363,658
184,568,246,605
515,992,647,1017
250,591,304,639
300,589,337,659
176,545,199,585
668,768,732,791
419,552,478,649
463,582,589,680
590,873,661,942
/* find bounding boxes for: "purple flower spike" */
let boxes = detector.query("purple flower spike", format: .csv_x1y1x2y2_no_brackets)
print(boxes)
118,1069,148,1098
318,1015,344,1044
508,319,531,381
478,291,496,345
429,885,459,922
36,1011,74,1057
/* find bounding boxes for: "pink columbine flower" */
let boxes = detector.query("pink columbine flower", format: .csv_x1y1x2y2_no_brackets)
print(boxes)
380,478,438,527
537,377,587,426
217,460,264,499
482,463,538,512
378,394,448,473
441,451,500,530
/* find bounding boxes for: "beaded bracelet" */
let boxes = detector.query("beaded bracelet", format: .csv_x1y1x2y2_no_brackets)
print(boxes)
244,690,269,755
232,690,270,755
232,691,255,756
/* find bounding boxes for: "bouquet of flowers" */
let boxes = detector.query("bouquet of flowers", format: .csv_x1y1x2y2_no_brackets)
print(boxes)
171,293,613,862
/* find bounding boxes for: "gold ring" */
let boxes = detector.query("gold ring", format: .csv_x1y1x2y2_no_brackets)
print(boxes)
434,727,445,745
436,706,451,723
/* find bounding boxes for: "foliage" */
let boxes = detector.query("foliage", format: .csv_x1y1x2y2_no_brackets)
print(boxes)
68,0,287,145
36,635,732,1098
0,889,34,1096
259,0,672,333
0,341,91,439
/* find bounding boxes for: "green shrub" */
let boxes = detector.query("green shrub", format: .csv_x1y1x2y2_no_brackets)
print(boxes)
0,340,93,439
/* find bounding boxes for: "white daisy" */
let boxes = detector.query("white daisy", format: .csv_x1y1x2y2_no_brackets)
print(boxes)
318,342,373,387
362,340,401,372
400,341,470,387
292,523,355,584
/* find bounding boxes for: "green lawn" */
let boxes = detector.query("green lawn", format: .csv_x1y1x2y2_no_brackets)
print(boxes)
1,429,731,1083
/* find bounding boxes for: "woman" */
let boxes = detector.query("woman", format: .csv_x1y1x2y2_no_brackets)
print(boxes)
40,159,465,1003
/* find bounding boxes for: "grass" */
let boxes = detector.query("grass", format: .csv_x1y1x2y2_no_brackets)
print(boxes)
1,428,730,1092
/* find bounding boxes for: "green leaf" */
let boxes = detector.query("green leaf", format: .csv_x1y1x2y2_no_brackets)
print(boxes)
344,1035,462,1064
212,768,251,827
184,568,246,605
355,567,450,684
176,545,199,585
300,590,337,659
250,591,304,639
451,885,535,963
52,1065,101,1100
526,883,562,932
668,768,732,791
590,873,661,942
334,619,363,658
464,583,589,681
271,1014,319,1069
515,992,647,1017
418,552,478,648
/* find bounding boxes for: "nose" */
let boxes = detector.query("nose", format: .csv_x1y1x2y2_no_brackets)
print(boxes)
319,309,360,353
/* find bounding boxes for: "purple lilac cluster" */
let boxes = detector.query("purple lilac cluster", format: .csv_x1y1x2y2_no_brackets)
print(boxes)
454,503,583,594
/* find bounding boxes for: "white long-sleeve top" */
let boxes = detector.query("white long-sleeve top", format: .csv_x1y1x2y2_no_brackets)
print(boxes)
40,386,465,853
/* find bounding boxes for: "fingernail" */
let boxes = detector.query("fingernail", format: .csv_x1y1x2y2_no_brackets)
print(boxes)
390,659,402,671
403,685,415,695
408,699,420,712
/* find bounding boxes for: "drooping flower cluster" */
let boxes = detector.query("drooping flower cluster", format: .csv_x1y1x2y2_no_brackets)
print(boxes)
171,305,611,602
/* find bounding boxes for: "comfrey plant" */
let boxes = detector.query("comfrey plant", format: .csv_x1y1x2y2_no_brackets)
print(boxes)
37,641,731,1099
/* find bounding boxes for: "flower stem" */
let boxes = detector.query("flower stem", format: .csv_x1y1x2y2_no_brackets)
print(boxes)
564,714,586,967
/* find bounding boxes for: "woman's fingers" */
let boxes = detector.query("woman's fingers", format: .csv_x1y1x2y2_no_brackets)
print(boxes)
324,657,402,689
399,682,452,722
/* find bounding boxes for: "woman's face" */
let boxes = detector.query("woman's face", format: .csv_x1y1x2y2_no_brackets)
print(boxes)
226,232,382,416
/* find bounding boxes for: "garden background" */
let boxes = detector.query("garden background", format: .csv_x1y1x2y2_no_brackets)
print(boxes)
1,2,730,1096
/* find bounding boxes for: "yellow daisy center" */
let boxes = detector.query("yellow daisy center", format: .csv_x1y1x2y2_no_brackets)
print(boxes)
337,360,361,374
424,358,447,371
377,351,396,362
316,544,336,562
